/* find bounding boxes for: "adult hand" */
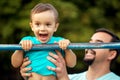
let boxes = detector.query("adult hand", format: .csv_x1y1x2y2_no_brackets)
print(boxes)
47,50,69,80
20,57,32,79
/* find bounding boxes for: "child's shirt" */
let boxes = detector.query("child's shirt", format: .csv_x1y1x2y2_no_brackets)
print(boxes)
21,36,65,76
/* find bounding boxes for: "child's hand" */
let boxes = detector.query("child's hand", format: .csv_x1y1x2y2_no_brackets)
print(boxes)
58,39,70,50
20,40,33,51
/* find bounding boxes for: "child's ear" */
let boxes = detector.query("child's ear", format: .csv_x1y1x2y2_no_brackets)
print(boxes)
54,23,59,32
29,22,34,31
108,50,117,60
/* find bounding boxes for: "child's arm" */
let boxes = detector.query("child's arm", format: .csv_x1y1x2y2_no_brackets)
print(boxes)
11,40,33,68
64,49,76,67
58,39,77,68
11,50,24,68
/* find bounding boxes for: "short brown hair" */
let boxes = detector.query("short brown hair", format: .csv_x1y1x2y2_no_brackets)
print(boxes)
30,3,59,22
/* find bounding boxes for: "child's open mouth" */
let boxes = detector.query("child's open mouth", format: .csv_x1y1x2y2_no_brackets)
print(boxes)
39,34,48,42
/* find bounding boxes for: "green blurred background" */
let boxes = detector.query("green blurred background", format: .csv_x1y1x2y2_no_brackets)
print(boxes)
0,0,120,80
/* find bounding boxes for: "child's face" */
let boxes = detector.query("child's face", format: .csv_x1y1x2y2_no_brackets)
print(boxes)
30,10,59,43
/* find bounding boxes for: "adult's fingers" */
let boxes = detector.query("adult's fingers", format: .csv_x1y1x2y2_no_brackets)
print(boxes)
47,54,59,66
55,50,66,65
20,58,31,68
55,50,64,59
20,67,32,77
20,58,32,78
47,51,66,73
47,51,68,79
47,65,63,73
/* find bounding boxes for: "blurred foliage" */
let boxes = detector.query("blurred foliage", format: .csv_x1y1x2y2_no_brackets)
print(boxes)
0,0,120,79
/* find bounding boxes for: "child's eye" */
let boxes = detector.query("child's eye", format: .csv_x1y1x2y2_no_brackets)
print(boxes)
36,23,39,26
35,23,40,27
46,23,51,26
46,23,52,28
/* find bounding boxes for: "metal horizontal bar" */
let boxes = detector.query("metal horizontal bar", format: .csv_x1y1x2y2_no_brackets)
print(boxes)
0,42,120,51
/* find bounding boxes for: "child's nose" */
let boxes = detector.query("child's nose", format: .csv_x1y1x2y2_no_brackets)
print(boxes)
39,25,46,30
